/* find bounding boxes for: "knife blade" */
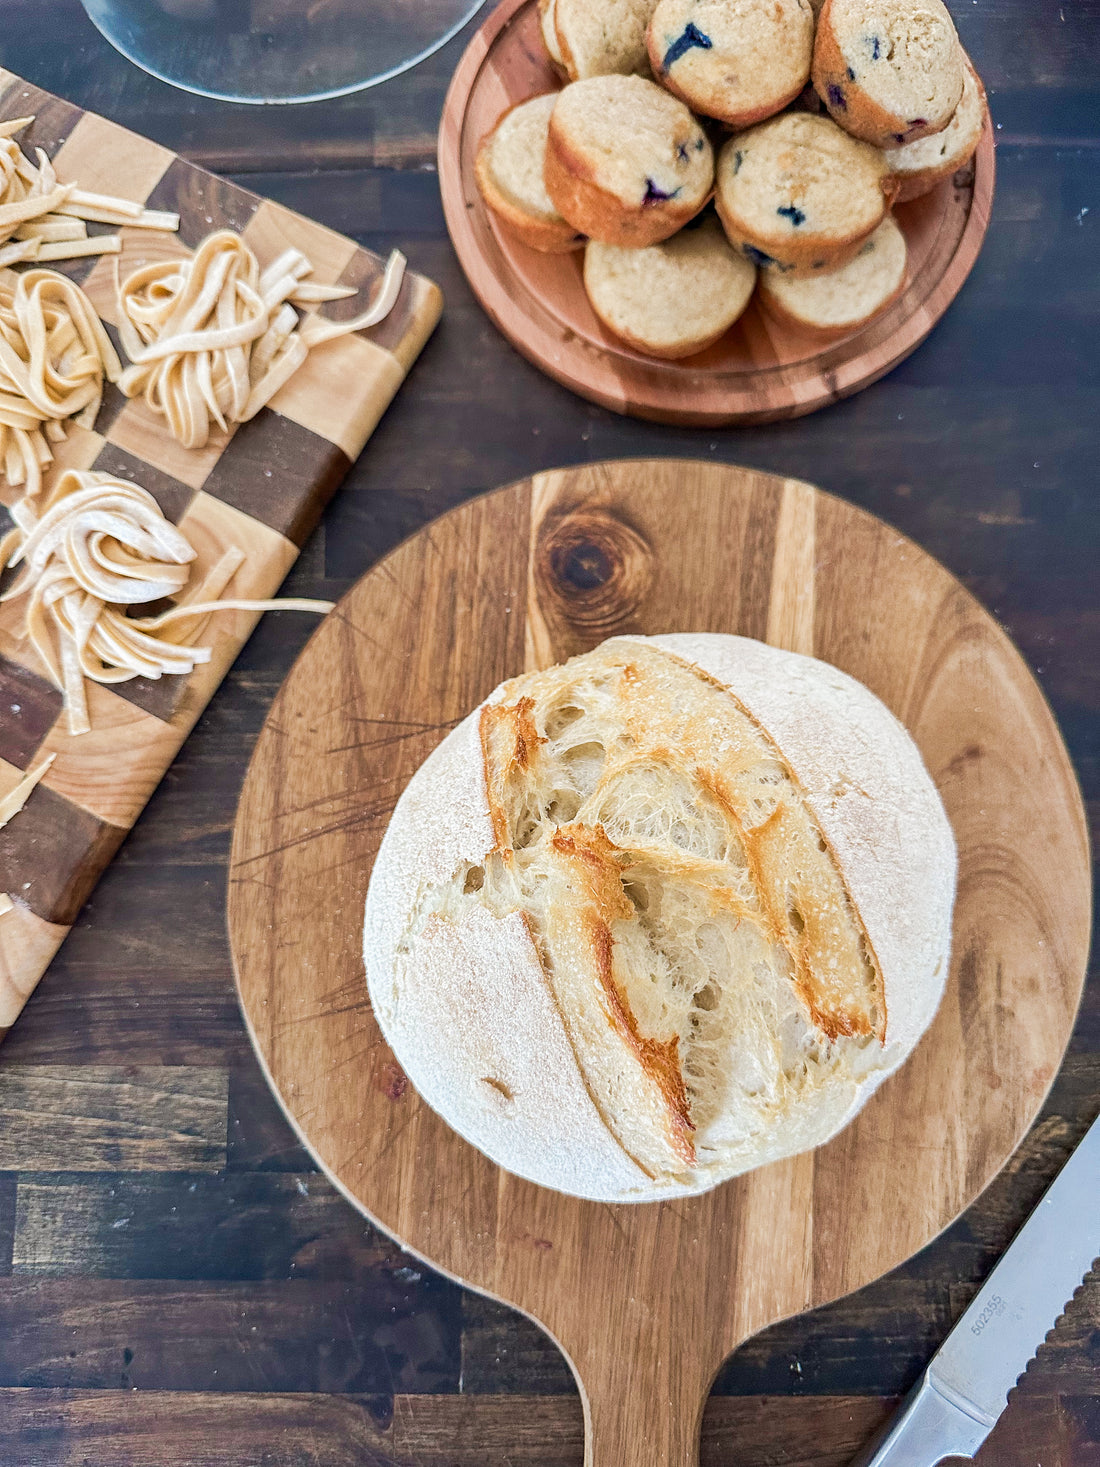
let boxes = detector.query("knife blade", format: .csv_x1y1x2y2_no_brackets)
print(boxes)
852,1110,1100,1467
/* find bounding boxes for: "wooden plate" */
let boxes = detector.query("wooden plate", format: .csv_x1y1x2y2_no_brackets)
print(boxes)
437,0,995,425
228,460,1089,1466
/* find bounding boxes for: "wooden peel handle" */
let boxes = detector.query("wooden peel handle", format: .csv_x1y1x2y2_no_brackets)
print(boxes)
575,1349,713,1467
584,1396,705,1467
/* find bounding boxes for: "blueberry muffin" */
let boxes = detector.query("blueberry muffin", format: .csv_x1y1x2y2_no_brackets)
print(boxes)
714,112,896,275
812,0,965,148
647,0,814,128
583,214,756,357
540,0,660,80
475,95,585,253
885,58,987,201
758,213,907,335
546,75,714,247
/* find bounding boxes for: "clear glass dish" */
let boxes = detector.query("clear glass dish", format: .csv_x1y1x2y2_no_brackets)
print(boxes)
80,0,487,104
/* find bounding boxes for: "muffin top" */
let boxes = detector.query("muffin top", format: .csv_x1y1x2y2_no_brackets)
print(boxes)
584,215,756,354
820,0,963,139
648,0,814,124
717,113,889,244
760,214,907,329
551,74,714,210
552,0,660,79
884,59,984,175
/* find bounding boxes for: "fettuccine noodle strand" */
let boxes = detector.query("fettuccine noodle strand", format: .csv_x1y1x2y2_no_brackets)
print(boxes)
117,230,406,448
1,469,333,735
0,115,179,269
0,268,121,497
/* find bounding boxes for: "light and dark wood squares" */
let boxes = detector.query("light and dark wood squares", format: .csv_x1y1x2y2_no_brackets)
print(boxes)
0,67,443,1037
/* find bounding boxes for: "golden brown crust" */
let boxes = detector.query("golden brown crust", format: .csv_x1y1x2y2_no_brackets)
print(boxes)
545,124,710,247
366,635,956,1200
699,767,884,1041
511,696,543,771
552,825,696,1164
812,0,957,148
500,635,891,1140
479,697,547,851
616,643,890,1041
474,110,585,255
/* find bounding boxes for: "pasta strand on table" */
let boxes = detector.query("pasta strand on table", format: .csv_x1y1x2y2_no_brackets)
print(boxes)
0,751,55,831
116,229,407,448
0,117,180,264
0,749,57,917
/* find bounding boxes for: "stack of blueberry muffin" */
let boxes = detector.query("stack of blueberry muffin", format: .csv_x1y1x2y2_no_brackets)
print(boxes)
474,0,988,357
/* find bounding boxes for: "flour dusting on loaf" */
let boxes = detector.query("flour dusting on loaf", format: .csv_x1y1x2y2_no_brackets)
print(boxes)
364,634,956,1201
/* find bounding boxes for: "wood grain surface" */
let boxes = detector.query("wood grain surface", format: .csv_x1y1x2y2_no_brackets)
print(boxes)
438,0,994,426
228,459,1089,1467
0,69,442,1039
0,1,1096,1462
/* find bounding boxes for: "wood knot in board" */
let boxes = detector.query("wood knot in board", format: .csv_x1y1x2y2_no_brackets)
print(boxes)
536,509,653,636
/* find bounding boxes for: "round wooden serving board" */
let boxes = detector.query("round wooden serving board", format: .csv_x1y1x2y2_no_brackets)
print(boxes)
438,0,995,426
228,460,1089,1467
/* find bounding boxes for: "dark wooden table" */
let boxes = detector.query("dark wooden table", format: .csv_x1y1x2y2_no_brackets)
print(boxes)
0,3,1096,1463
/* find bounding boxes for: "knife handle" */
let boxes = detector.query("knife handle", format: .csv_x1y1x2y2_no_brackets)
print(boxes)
849,1373,992,1467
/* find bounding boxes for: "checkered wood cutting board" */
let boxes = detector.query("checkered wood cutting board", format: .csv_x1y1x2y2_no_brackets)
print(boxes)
0,69,443,1037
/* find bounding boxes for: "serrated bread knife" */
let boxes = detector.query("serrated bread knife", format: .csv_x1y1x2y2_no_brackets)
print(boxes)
852,1111,1100,1466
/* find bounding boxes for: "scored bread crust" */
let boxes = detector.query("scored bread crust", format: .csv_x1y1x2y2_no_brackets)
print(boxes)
364,705,651,1198
652,635,955,1061
364,634,956,1202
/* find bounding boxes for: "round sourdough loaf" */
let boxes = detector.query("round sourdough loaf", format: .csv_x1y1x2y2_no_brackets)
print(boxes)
364,634,956,1202
475,95,584,253
715,113,895,276
758,213,907,336
546,75,714,247
583,216,756,358
812,0,964,148
884,58,987,201
647,0,814,127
